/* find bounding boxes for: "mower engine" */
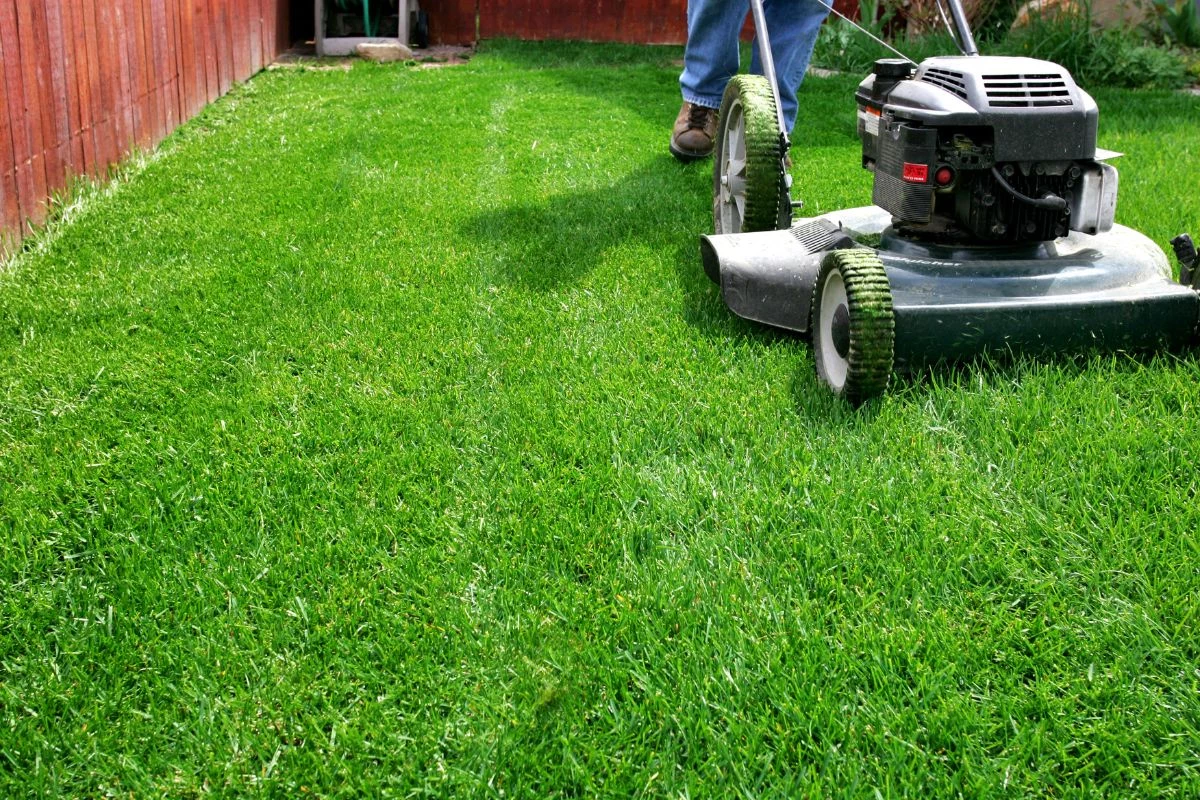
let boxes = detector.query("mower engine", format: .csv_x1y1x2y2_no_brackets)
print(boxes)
857,56,1118,243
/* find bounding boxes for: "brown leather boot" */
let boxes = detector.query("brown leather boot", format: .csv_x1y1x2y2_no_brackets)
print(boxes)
670,102,718,162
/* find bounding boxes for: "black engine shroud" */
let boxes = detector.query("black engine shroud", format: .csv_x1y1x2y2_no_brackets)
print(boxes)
856,56,1118,244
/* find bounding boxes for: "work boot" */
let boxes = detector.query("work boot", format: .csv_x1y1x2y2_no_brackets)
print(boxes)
670,102,718,162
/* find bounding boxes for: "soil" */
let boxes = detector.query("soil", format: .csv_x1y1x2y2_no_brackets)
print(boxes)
271,41,474,71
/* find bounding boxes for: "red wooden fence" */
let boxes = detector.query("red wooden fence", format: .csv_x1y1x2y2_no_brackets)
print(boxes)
471,0,857,45
477,0,689,44
1,0,288,254
426,0,478,45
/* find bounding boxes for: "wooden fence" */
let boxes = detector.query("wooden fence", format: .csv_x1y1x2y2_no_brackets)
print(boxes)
2,0,853,252
1,0,288,254
477,0,689,44
426,0,478,46
471,0,858,45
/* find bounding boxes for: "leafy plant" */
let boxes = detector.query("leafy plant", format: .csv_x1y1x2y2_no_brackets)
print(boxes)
1148,0,1200,48
811,0,963,76
887,0,998,37
812,0,1190,89
1003,8,1189,89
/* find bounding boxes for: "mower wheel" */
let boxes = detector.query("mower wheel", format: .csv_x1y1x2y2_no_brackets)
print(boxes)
811,249,894,405
713,75,787,235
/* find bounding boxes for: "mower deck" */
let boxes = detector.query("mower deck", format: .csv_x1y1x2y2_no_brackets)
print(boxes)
701,206,1199,367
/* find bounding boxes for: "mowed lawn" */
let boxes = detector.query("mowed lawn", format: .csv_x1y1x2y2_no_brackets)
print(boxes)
2,40,1199,797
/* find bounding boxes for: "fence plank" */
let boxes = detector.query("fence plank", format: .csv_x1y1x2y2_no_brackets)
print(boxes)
1,0,37,233
427,0,477,45
216,0,233,96
165,0,181,122
274,0,287,59
111,0,137,154
150,0,171,142
165,0,185,126
187,0,205,114
64,0,95,176
176,0,193,119
180,0,202,118
166,0,184,120
115,0,133,155
43,2,73,193
231,0,250,81
32,2,66,202
90,0,122,171
125,0,149,149
248,0,264,74
11,0,47,226
197,0,218,102
586,0,619,43
0,20,20,246
106,0,128,165
52,0,81,177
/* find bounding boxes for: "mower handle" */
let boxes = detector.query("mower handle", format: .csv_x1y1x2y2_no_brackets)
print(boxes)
944,0,980,56
748,0,790,147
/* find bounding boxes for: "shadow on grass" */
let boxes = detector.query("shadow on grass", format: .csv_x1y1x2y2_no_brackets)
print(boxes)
462,157,695,289
464,155,777,326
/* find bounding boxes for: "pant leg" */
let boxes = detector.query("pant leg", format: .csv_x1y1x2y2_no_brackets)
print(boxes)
751,0,831,133
679,0,751,110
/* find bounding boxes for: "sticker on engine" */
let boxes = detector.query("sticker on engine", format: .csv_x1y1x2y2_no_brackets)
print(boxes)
857,108,880,137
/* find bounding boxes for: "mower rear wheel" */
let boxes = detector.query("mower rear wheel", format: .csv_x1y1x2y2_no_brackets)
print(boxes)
713,75,787,235
811,249,894,404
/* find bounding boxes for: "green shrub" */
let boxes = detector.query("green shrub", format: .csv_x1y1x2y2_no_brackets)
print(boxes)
1003,12,1189,89
810,0,963,77
811,3,1190,90
972,0,1024,43
1147,0,1200,48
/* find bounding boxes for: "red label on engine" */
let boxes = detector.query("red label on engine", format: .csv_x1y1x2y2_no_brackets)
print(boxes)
902,162,929,183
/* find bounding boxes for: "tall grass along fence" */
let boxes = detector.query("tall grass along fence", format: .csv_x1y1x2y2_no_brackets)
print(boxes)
0,0,289,255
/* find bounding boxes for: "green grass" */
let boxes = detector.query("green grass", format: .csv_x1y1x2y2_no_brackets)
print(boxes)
2,39,1200,797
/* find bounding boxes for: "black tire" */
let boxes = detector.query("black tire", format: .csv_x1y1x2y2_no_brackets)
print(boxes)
811,249,894,404
712,75,787,235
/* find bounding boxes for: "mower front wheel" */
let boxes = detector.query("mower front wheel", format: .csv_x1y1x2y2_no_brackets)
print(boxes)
712,75,788,235
811,249,895,405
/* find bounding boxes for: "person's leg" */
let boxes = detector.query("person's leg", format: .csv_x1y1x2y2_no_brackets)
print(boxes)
679,0,750,110
751,0,830,133
672,0,751,161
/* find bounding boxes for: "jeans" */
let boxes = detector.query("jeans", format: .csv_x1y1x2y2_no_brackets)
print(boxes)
679,0,830,134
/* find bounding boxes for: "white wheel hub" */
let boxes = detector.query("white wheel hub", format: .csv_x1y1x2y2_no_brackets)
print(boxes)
818,269,850,391
717,99,747,234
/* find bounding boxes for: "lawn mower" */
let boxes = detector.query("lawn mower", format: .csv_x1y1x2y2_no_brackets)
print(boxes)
700,0,1200,404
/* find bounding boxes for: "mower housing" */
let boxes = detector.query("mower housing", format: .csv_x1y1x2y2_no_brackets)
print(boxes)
856,56,1117,243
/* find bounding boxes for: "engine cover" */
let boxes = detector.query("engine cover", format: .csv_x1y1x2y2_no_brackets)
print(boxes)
856,56,1117,244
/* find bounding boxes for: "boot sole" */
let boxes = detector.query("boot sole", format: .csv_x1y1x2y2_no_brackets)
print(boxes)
669,140,713,163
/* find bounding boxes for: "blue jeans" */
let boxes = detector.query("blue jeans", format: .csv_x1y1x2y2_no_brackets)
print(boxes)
680,0,830,134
